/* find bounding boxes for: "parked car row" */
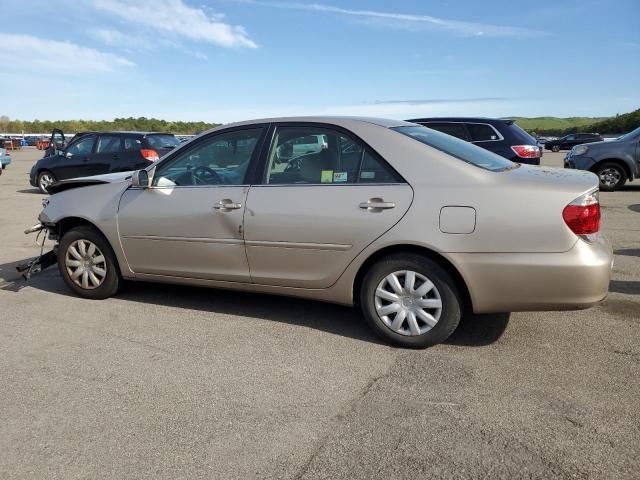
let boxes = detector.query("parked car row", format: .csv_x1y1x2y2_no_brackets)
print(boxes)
29,129,181,193
23,116,612,348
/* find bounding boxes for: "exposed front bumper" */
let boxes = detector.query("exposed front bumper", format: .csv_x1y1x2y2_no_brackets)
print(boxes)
564,155,595,171
451,235,613,313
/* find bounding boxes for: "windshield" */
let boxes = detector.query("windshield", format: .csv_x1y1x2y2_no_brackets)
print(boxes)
617,127,640,142
392,125,516,172
146,134,180,149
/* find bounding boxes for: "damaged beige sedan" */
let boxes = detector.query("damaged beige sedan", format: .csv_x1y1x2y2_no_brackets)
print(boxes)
24,117,612,347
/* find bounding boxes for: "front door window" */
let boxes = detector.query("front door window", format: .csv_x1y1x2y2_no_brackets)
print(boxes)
152,128,264,187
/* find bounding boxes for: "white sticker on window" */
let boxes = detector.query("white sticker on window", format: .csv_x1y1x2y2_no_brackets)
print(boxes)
333,172,347,182
360,171,375,179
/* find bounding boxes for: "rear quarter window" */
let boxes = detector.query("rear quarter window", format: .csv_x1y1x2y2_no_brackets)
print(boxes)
392,125,516,172
466,123,500,142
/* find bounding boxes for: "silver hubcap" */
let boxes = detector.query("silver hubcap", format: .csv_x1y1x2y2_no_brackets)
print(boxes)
39,173,53,190
65,239,107,289
374,270,443,336
599,168,620,188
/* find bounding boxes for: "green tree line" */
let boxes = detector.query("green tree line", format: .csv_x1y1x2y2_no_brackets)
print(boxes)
528,107,640,137
0,116,220,135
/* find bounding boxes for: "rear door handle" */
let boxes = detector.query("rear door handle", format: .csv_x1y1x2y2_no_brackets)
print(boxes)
213,199,242,211
359,198,396,210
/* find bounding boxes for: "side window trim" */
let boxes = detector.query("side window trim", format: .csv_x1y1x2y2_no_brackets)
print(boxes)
256,122,407,186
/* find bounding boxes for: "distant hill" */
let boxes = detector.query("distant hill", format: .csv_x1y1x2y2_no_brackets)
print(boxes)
511,116,606,133
513,108,640,136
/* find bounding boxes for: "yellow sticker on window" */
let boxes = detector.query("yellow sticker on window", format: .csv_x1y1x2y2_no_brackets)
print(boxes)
320,170,333,183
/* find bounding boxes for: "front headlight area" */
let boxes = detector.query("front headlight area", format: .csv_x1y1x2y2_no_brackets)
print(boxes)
572,145,589,156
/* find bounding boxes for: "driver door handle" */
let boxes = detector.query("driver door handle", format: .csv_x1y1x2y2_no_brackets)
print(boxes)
213,199,242,211
359,198,396,210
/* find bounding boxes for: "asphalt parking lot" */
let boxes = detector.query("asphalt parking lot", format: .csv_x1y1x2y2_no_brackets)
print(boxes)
1,148,638,479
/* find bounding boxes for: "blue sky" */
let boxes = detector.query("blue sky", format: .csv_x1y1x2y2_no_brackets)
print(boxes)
1,0,639,122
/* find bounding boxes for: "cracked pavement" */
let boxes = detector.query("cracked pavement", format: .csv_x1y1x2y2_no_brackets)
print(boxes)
1,149,639,479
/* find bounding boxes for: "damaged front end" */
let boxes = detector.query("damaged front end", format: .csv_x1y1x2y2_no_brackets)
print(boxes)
16,221,59,280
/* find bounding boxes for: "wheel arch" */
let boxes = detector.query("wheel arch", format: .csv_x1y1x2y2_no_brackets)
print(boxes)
54,216,126,278
352,244,473,313
590,158,633,181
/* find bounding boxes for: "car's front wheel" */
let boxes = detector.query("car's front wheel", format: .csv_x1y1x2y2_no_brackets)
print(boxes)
58,225,121,300
37,170,56,194
596,162,627,191
552,145,560,152
360,254,462,348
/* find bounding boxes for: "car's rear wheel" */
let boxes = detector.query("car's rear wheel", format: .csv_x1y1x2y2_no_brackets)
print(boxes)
37,170,55,194
596,162,627,191
58,225,120,300
552,145,560,152
360,254,462,348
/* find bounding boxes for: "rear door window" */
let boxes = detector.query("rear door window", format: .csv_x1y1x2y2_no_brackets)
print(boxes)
421,122,470,141
96,135,122,153
466,123,500,142
263,126,403,185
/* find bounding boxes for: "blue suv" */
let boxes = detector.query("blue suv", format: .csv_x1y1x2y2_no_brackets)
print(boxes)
407,117,542,165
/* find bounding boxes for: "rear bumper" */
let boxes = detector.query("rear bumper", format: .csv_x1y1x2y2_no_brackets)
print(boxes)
450,235,613,313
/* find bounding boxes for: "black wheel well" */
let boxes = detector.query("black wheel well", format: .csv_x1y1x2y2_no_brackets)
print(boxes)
37,168,54,178
55,217,108,241
590,159,632,180
353,244,472,313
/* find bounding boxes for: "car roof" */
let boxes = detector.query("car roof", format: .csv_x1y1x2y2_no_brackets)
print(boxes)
210,116,414,131
407,117,513,124
74,131,173,136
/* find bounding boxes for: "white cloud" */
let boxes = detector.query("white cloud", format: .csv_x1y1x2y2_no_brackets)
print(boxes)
236,1,546,37
90,28,152,49
90,0,257,48
0,33,135,74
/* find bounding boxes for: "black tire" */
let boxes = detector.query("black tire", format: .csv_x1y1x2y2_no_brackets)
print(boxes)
37,170,55,194
595,162,627,192
552,145,560,152
58,225,121,300
360,254,462,348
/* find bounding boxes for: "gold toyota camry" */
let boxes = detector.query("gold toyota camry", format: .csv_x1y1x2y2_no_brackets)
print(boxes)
26,117,612,348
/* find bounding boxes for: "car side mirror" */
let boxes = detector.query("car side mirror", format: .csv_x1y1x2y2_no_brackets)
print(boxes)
131,169,150,188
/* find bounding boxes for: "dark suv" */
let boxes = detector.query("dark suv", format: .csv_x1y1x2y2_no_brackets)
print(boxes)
544,133,603,152
30,130,180,193
407,117,541,165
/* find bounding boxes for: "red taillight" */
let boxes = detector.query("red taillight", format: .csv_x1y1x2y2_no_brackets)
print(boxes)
140,149,159,162
511,145,541,159
562,191,600,236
